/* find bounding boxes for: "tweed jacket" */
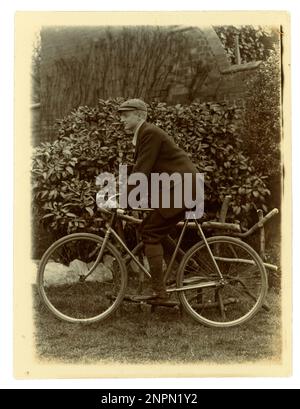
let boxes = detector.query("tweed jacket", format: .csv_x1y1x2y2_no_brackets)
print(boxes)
127,121,199,218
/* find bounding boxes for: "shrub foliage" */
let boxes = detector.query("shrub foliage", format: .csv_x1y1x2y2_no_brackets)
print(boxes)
242,50,281,180
32,99,271,236
214,25,279,64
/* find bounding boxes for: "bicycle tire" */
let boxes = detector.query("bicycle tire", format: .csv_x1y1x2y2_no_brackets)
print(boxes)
176,236,268,328
38,233,127,323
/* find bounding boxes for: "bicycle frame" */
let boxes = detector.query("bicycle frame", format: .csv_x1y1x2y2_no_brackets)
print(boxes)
84,209,225,293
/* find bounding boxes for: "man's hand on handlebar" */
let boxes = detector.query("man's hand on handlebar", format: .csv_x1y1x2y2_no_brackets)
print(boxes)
96,192,120,209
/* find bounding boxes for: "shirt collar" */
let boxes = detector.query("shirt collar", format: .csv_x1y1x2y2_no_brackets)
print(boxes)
132,120,145,146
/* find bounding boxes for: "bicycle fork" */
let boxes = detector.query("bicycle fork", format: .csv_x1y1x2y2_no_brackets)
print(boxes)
79,225,113,282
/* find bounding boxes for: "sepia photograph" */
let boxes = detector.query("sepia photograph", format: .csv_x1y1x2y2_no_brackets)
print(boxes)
13,10,291,379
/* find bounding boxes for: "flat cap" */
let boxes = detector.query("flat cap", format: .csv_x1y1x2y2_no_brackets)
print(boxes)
117,98,147,112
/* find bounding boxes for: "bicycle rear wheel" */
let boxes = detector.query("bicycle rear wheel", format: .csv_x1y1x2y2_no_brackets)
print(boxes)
176,236,268,328
38,233,127,323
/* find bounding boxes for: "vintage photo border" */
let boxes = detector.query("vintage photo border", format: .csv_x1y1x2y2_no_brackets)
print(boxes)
13,10,291,379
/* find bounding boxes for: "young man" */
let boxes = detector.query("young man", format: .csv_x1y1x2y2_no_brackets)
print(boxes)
118,98,201,301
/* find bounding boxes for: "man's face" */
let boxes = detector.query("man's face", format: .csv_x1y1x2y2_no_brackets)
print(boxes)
120,110,141,132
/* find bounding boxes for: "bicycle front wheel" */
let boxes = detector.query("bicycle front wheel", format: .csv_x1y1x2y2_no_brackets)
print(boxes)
38,233,127,323
176,236,268,328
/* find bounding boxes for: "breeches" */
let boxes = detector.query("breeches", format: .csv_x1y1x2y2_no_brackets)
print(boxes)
139,208,186,246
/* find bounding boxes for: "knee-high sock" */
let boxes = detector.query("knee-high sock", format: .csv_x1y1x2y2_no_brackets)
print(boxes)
144,243,165,291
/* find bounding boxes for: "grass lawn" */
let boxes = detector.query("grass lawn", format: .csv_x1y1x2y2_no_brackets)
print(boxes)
33,285,282,365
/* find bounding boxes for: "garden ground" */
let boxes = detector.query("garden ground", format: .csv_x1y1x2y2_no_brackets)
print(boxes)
33,286,281,365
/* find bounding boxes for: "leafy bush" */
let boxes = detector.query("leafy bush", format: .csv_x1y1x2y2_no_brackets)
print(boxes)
214,25,278,64
241,50,281,180
32,98,271,237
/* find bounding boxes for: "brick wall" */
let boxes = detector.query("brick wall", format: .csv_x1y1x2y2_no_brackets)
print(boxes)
35,25,261,144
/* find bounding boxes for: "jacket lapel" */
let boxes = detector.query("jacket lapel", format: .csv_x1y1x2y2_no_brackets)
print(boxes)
133,121,148,161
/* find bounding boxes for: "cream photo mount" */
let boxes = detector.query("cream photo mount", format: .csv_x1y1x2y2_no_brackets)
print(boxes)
14,10,291,379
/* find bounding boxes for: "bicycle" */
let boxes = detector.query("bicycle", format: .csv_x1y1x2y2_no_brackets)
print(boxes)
37,196,279,328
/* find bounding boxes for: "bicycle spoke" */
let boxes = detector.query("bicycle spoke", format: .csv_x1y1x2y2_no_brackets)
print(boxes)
39,234,127,323
234,278,261,302
186,254,216,277
177,237,267,327
217,289,227,320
